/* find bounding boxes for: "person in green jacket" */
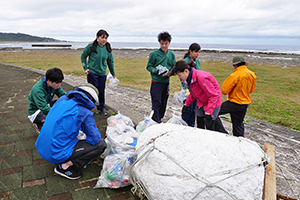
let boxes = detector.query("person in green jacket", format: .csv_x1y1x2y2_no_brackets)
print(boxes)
81,29,116,116
28,68,67,131
181,43,203,128
146,32,176,123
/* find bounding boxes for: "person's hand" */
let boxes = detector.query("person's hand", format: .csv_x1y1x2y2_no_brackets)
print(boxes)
158,69,168,76
157,65,169,77
161,71,170,77
182,105,188,115
113,75,116,79
164,72,172,77
205,115,213,127
85,69,90,75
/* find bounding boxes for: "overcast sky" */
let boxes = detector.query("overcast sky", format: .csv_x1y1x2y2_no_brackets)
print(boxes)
1,0,299,45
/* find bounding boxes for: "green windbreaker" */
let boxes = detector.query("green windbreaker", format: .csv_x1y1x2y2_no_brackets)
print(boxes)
81,43,115,76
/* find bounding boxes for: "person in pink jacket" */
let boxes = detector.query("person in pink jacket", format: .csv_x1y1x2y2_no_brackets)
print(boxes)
171,60,222,130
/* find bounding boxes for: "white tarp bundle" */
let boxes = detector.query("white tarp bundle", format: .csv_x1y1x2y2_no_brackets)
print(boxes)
130,123,269,200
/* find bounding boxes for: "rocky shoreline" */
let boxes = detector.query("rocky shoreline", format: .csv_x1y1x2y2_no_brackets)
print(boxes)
112,48,300,68
1,47,299,68
63,47,300,67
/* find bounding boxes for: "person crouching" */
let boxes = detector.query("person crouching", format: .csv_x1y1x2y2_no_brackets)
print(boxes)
35,83,107,180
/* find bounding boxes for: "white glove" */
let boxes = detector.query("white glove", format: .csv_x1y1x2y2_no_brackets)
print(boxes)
156,65,169,76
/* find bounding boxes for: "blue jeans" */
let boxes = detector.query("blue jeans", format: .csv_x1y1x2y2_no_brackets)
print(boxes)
181,100,196,127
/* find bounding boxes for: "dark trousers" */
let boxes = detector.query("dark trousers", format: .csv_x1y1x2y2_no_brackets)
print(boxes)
215,100,248,137
150,82,169,123
68,139,107,169
87,72,106,110
182,100,196,127
33,111,47,129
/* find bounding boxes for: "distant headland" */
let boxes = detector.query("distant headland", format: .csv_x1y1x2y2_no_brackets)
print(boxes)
0,32,65,42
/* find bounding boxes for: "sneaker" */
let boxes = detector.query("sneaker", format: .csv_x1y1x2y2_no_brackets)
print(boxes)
54,165,82,180
99,108,108,116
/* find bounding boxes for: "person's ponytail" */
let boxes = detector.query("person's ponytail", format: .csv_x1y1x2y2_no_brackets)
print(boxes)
90,39,98,53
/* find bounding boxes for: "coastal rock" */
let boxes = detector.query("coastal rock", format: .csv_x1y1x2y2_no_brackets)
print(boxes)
112,49,300,68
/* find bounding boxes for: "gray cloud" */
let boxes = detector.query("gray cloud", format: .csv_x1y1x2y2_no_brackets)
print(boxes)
0,0,299,45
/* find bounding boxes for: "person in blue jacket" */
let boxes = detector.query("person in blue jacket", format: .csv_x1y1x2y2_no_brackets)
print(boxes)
35,83,107,180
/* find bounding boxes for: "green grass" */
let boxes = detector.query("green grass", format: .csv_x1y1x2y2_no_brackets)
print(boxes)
1,50,299,131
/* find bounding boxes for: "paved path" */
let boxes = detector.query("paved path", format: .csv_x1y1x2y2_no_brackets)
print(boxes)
0,64,135,200
1,63,299,199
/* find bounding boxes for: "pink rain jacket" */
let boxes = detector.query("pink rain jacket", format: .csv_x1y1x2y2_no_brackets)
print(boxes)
184,69,222,115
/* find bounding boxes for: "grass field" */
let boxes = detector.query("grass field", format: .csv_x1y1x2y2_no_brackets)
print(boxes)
0,49,299,131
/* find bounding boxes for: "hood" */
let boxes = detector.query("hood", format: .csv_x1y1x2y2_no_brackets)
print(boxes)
67,90,95,110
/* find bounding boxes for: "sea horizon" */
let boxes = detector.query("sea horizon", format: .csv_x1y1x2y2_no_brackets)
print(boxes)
1,41,300,55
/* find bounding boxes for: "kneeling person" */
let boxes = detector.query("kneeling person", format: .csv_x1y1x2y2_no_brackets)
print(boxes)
28,68,67,132
35,83,107,180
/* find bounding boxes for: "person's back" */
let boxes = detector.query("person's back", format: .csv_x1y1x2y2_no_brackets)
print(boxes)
215,56,257,137
186,69,222,116
36,90,100,163
221,64,256,105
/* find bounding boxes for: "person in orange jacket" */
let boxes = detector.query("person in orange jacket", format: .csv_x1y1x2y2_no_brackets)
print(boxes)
215,56,257,137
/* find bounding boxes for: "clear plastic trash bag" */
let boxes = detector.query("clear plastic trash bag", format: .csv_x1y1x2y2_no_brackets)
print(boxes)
173,88,189,104
136,110,158,133
107,72,120,87
94,151,137,189
166,114,188,126
101,112,139,158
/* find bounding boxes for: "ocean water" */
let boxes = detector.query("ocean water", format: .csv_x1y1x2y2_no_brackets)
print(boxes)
1,41,300,55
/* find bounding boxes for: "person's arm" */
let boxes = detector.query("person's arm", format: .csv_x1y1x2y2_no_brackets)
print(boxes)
200,77,220,115
107,52,115,76
54,86,67,97
146,52,159,74
81,46,91,71
32,90,51,115
197,75,221,115
250,73,257,94
221,74,237,95
168,52,176,72
81,112,101,145
196,59,201,70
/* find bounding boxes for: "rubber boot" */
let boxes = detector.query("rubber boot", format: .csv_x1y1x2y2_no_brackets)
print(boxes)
197,116,205,129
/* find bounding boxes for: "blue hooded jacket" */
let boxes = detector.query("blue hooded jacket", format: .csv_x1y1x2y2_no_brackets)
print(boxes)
35,90,101,164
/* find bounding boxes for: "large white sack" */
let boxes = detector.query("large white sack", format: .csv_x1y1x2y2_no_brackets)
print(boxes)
130,124,269,200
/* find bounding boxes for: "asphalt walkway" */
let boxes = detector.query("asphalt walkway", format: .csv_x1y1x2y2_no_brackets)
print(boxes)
0,64,135,200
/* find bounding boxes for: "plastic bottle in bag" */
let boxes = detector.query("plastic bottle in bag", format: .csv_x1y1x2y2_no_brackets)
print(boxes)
105,162,123,181
109,177,129,188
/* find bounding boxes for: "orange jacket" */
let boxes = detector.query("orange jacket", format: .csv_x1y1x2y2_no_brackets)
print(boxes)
221,65,256,104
